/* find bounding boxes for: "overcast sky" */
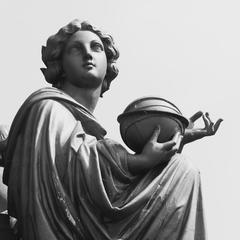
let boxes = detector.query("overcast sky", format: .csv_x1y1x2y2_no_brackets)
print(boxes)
1,0,239,238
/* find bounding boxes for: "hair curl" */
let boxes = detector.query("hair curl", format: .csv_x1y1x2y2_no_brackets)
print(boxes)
41,19,120,96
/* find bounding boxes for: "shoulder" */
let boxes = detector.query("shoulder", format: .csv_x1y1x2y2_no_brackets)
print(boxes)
31,99,76,124
32,99,75,119
28,99,82,147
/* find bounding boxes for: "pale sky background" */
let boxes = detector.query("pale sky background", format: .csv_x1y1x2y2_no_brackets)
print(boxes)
0,0,239,239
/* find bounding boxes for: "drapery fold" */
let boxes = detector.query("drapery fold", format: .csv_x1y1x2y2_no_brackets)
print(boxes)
3,87,206,239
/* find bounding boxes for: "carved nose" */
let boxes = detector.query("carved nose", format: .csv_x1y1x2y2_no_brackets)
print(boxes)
83,47,93,60
84,52,93,60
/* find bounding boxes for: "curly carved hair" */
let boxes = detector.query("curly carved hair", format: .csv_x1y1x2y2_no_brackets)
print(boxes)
41,19,120,96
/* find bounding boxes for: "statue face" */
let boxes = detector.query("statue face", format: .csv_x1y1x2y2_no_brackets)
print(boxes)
62,30,107,89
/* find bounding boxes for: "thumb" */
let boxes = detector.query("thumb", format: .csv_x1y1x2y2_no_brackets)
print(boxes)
213,118,223,134
149,125,161,142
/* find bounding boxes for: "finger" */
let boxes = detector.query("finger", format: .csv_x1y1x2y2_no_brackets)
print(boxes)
189,111,203,123
163,131,181,150
171,131,182,149
166,148,178,159
213,118,223,134
202,113,210,127
205,112,214,128
173,134,183,151
149,125,161,142
171,131,182,142
162,140,176,150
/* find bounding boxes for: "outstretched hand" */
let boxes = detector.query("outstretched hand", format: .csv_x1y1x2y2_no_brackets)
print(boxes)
183,111,223,145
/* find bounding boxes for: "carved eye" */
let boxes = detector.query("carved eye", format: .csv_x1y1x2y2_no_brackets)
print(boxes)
91,42,104,52
69,45,82,54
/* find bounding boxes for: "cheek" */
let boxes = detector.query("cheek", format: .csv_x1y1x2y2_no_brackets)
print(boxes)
101,55,108,74
63,57,81,74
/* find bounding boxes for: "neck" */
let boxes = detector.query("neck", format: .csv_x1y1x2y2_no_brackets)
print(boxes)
61,82,102,113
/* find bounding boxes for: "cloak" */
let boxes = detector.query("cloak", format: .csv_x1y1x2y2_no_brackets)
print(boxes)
3,87,206,240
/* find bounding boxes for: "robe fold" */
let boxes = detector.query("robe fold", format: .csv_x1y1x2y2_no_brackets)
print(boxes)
3,87,206,239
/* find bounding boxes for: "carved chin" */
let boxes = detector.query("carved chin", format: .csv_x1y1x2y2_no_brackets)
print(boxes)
71,75,104,90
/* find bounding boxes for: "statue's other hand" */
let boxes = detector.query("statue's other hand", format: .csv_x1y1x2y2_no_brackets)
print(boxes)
0,125,9,167
183,111,223,144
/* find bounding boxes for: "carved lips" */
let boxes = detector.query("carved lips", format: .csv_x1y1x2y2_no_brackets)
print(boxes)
82,61,96,69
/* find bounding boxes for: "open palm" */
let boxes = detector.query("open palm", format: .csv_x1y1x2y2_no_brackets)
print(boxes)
183,111,223,144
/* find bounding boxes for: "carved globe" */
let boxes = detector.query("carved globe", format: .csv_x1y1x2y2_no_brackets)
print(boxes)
117,97,189,153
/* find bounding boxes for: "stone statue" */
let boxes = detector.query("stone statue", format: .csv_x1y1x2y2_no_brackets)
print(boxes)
1,19,222,239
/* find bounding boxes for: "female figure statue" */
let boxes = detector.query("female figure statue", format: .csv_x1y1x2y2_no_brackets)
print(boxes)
2,19,222,239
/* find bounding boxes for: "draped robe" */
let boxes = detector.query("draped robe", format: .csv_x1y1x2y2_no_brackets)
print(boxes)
3,87,206,240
